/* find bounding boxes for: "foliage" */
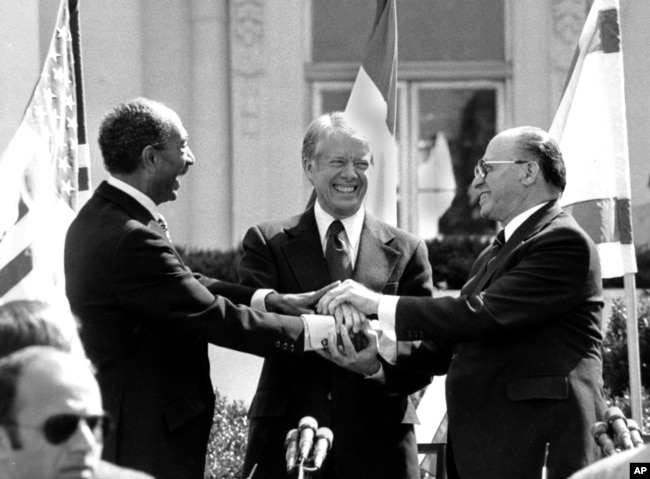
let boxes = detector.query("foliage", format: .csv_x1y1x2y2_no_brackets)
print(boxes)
176,245,244,283
425,235,490,290
205,389,249,479
601,292,650,430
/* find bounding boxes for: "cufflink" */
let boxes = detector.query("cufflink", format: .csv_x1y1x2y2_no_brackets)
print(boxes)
321,338,329,347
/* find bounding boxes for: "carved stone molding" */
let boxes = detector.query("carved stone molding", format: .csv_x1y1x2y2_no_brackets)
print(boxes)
230,0,265,138
550,0,588,106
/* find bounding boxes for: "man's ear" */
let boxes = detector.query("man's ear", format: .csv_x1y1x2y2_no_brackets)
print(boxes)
302,157,314,183
522,160,540,185
141,145,157,173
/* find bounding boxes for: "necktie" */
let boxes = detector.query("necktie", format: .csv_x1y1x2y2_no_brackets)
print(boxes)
325,220,352,281
486,229,505,266
157,214,172,243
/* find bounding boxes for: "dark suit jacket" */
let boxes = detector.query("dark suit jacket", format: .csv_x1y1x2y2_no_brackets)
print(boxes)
395,201,606,479
238,207,437,479
64,182,306,479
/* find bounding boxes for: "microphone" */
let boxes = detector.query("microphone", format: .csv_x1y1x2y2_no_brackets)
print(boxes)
592,421,617,456
627,419,645,448
605,407,634,450
284,429,299,472
298,416,318,462
312,427,334,469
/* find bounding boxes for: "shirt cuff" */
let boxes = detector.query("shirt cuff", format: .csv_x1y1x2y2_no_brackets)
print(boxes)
251,289,274,312
301,314,335,351
377,295,399,332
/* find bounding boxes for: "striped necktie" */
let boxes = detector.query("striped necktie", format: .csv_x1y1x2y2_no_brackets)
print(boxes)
325,220,352,281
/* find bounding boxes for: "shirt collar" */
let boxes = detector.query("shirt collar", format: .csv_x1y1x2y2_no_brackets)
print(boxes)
107,176,159,220
313,200,365,250
503,202,547,241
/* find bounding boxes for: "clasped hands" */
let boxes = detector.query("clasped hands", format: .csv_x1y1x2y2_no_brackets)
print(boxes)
268,279,384,376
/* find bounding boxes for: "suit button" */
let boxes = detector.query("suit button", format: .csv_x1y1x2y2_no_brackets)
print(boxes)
327,392,332,401
289,345,295,352
274,340,281,348
282,342,288,350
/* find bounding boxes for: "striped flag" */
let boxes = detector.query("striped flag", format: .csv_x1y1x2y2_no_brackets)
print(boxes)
0,0,90,303
345,0,398,226
549,0,636,278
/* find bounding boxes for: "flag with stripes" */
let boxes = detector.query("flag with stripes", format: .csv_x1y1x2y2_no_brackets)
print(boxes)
345,0,398,226
549,0,636,278
0,0,91,303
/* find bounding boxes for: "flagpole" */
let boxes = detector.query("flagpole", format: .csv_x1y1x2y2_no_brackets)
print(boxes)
624,273,642,426
68,0,85,144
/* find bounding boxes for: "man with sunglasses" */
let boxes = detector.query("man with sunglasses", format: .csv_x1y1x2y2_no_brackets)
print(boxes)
317,126,607,479
0,346,153,479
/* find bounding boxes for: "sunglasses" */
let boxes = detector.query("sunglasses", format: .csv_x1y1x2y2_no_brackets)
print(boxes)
6,413,111,445
474,158,529,179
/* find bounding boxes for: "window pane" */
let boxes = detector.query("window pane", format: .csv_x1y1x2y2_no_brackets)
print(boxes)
417,87,496,237
312,0,505,63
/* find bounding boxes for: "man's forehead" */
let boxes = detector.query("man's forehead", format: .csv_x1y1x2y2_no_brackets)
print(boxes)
16,358,102,417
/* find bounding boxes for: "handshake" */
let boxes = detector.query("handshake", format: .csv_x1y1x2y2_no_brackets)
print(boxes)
592,407,645,456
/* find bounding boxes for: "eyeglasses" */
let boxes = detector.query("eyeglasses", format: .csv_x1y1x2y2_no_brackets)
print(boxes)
5,413,111,445
474,158,529,179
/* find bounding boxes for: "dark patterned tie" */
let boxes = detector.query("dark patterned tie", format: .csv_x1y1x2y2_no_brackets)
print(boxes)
325,220,352,281
157,214,172,243
486,229,505,266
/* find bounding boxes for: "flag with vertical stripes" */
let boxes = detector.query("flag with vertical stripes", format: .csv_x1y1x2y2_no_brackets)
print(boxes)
549,0,636,278
0,0,91,303
345,0,398,226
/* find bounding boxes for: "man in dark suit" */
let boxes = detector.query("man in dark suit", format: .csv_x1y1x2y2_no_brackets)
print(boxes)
0,346,154,479
317,126,607,479
239,112,438,479
64,98,336,479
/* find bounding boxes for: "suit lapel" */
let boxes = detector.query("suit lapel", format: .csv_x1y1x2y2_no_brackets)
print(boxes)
353,215,401,292
96,181,171,244
281,209,331,292
473,200,563,292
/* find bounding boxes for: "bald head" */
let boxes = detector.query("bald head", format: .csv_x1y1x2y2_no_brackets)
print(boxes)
472,126,565,225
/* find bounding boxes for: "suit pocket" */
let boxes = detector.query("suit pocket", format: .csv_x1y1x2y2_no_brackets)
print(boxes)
506,376,568,401
248,388,288,419
163,390,207,432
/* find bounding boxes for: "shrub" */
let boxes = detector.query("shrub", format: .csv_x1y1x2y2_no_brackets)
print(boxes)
205,389,249,479
176,245,244,283
601,292,650,430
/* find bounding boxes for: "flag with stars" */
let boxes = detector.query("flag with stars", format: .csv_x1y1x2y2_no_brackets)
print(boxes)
0,0,90,303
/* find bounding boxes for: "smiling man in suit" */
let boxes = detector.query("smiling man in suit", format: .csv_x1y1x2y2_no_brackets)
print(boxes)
239,112,438,479
318,126,607,479
64,98,336,479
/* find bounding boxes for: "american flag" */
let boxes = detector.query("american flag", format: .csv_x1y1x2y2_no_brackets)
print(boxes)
0,0,90,303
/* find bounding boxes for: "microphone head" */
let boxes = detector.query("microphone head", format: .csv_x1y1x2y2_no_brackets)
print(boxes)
627,419,641,431
316,427,334,448
299,416,318,432
591,421,608,439
605,407,627,425
285,428,299,447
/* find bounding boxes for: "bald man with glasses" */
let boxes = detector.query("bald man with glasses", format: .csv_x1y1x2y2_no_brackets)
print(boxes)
318,126,607,479
0,346,152,479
